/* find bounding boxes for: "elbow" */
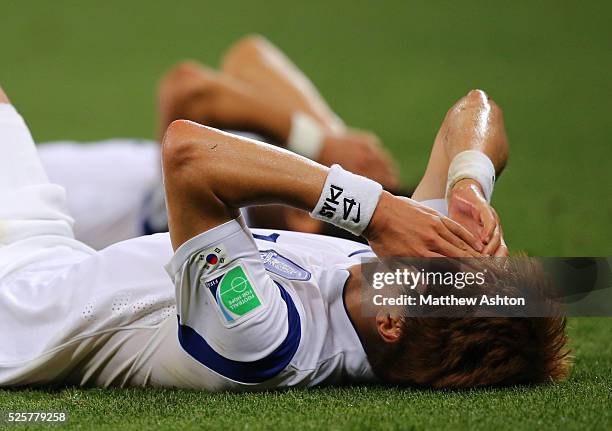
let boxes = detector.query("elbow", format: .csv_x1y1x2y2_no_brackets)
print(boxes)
162,120,230,190
161,119,205,176
161,120,212,192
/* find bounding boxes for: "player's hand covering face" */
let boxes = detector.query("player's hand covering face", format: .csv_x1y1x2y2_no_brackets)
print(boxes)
364,193,484,258
448,179,508,256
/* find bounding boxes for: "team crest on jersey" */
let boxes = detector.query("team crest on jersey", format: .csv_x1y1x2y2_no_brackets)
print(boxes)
203,264,262,326
195,243,229,274
259,250,311,281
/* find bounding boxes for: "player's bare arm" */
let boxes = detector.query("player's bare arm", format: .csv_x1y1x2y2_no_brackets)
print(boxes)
157,62,293,144
161,120,482,257
158,41,399,192
222,34,345,134
413,90,509,256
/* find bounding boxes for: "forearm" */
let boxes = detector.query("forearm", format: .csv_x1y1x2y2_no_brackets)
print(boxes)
159,92,293,145
412,90,508,202
197,130,325,208
162,120,327,248
442,91,508,176
156,61,294,145
244,98,294,144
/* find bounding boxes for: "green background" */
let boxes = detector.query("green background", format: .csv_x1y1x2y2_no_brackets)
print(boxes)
0,0,610,429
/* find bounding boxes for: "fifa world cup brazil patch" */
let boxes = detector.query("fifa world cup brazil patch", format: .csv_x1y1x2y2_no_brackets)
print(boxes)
203,264,262,325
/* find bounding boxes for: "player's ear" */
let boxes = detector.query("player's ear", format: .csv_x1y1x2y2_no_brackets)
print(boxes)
375,312,403,344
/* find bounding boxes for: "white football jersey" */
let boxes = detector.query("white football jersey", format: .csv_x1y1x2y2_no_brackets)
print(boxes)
163,216,378,389
0,220,377,389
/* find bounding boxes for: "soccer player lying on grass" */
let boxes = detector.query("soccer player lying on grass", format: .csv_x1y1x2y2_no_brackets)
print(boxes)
36,35,400,249
0,84,569,389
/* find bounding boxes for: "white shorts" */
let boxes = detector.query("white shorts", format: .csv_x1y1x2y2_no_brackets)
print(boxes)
37,140,159,250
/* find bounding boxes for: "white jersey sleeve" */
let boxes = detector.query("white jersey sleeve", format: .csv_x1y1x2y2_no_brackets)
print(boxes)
164,216,301,384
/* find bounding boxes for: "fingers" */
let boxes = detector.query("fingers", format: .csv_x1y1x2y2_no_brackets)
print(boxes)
485,208,507,256
438,228,482,257
483,224,501,255
435,240,481,257
494,240,509,257
440,216,484,253
479,205,497,243
493,221,509,256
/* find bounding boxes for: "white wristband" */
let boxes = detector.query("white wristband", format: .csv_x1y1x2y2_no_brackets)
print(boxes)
287,112,325,160
311,164,383,236
445,150,496,202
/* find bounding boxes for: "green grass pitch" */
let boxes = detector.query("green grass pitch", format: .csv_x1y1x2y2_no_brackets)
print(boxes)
0,1,610,429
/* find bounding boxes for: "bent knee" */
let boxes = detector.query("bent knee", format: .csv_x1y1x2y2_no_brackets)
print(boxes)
224,34,270,60
158,60,203,96
163,61,202,82
234,33,269,51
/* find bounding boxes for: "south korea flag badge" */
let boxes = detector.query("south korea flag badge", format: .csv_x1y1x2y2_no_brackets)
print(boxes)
195,243,229,274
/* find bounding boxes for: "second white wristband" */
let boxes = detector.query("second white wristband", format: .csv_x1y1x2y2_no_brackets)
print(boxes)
287,112,325,160
445,150,496,202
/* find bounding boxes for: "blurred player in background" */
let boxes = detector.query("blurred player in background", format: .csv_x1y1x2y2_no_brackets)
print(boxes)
37,35,400,249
